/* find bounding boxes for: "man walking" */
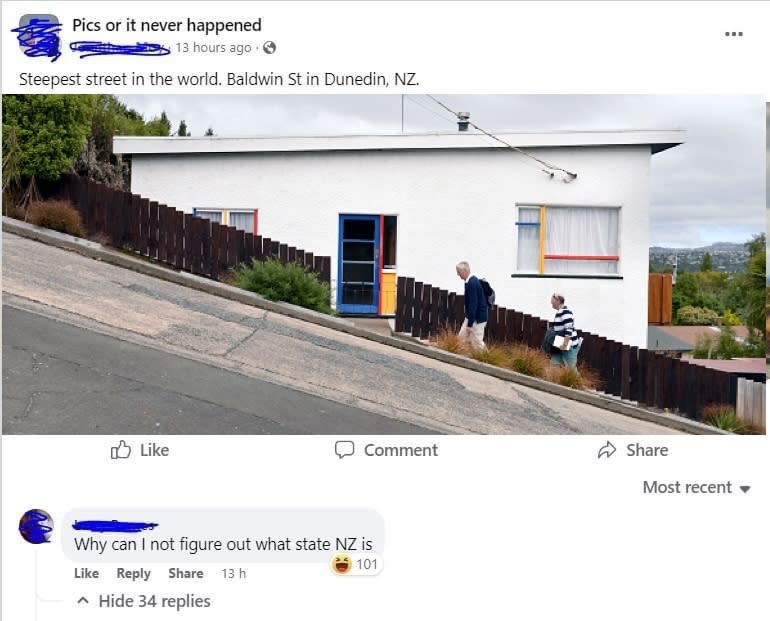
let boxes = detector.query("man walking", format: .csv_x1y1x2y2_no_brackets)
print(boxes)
549,292,582,369
456,261,488,351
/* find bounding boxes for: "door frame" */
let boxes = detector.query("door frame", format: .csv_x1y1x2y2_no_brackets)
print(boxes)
336,214,381,314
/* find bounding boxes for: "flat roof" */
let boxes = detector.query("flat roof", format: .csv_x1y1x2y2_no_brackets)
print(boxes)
685,358,767,376
113,129,685,156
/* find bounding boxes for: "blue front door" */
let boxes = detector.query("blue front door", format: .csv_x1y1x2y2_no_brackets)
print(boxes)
337,215,380,314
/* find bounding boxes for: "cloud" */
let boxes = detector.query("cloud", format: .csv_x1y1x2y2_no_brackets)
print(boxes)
117,94,766,246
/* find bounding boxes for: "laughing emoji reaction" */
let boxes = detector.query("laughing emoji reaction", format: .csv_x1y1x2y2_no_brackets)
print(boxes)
331,553,352,575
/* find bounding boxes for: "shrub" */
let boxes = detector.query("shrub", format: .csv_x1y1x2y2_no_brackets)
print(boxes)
701,404,744,433
232,257,333,314
506,344,548,378
470,345,508,367
27,200,83,237
433,327,470,355
676,305,719,326
691,325,763,360
721,309,741,327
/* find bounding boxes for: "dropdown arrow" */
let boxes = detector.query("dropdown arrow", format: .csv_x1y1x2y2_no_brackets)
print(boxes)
740,486,751,493
78,596,89,604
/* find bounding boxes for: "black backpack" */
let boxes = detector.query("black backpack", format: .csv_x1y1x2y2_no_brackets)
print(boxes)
479,278,495,308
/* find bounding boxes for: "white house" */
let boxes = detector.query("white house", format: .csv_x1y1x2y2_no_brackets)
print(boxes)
113,129,684,348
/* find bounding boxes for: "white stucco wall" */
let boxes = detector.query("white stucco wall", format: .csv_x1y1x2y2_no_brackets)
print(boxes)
127,145,653,347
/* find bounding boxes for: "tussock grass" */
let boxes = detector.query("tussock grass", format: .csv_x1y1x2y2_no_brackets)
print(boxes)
547,364,601,391
470,345,508,367
506,344,548,378
701,404,744,433
432,327,470,355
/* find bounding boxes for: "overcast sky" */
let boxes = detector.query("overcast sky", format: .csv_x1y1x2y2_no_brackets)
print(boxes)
118,95,766,248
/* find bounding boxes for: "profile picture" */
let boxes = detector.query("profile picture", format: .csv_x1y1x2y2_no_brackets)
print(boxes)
14,14,61,61
19,509,54,544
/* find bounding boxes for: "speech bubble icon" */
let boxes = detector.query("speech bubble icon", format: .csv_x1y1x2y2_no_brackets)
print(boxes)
335,441,355,459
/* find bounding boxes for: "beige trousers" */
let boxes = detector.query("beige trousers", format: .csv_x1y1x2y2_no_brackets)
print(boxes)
459,319,487,351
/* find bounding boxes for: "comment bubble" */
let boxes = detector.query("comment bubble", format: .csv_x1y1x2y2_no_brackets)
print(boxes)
335,440,355,459
62,509,383,563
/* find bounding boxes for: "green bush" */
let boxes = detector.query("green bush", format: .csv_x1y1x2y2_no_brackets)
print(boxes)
721,309,741,327
692,325,765,359
676,305,719,326
27,200,83,237
232,257,333,315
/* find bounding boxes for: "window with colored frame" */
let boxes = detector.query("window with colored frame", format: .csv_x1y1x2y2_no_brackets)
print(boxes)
516,205,620,276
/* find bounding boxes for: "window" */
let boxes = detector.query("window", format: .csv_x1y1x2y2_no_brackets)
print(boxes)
382,215,398,268
194,209,223,224
192,209,258,234
515,205,620,275
229,211,257,234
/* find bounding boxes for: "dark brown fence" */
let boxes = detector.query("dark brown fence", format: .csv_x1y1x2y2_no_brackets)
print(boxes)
395,276,763,421
57,175,331,284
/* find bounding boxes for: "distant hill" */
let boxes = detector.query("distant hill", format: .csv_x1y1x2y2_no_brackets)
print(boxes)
650,242,750,274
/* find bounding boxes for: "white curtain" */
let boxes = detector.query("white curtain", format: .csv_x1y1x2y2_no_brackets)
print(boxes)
516,207,541,272
196,210,223,224
229,211,254,233
545,207,619,274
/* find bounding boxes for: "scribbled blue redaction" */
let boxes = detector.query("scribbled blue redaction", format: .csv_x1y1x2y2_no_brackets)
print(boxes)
72,520,159,533
11,18,62,62
19,509,54,543
69,41,171,58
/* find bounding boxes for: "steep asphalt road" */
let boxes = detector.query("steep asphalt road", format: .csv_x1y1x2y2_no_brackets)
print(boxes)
2,232,680,434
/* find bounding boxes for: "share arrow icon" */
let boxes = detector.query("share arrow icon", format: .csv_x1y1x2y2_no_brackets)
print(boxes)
597,441,617,459
740,486,751,493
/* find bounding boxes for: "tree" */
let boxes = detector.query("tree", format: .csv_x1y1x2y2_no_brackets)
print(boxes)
73,96,172,189
2,95,91,181
699,252,713,271
725,233,766,334
672,271,700,320
204,127,215,136
176,120,189,137
743,240,766,333
145,111,172,136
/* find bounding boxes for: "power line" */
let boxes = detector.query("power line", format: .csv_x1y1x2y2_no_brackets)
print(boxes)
404,94,457,126
426,95,578,180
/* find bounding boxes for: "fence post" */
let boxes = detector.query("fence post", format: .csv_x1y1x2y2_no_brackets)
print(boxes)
429,286,440,340
403,277,415,334
147,201,159,259
395,277,407,333
411,282,423,338
200,219,211,276
454,295,464,332
621,345,631,400
438,289,449,332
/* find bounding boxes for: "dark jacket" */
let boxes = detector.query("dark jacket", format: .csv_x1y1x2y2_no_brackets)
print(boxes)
464,275,489,327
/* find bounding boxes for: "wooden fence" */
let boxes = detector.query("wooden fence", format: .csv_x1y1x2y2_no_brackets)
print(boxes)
395,276,765,421
57,175,331,283
736,378,766,433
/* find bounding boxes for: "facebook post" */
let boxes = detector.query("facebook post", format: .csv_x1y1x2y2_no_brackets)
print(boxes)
2,2,768,620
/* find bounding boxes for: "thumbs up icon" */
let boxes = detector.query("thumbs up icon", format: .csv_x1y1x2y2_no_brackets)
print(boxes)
110,440,132,460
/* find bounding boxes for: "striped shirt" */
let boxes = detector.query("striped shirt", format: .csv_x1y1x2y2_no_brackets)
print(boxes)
553,306,581,346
